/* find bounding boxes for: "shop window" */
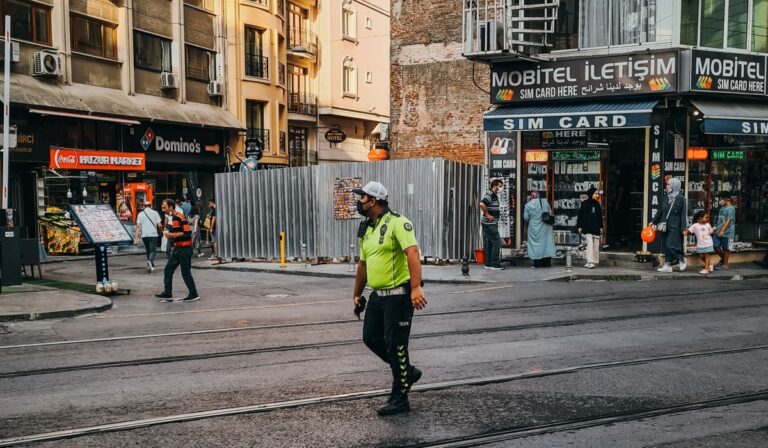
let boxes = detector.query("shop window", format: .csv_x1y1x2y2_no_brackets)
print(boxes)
186,45,215,81
342,6,356,40
71,15,117,60
753,0,768,52
134,31,172,72
0,0,51,45
578,0,674,48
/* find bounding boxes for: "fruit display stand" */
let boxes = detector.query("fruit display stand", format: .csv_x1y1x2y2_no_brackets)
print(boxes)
68,204,133,296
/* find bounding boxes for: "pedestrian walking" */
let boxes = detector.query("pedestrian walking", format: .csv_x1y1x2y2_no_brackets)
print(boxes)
577,188,603,269
188,206,203,258
155,199,199,303
713,191,735,271
135,200,162,273
205,198,221,262
524,191,555,268
181,196,192,218
685,210,715,275
479,179,504,270
651,178,688,273
352,181,427,416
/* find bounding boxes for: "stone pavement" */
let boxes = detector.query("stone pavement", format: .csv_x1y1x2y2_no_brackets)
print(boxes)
2,256,766,323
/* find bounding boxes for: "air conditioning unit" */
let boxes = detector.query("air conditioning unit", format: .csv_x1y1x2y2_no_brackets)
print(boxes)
32,51,62,77
479,21,504,52
207,80,224,97
160,72,178,90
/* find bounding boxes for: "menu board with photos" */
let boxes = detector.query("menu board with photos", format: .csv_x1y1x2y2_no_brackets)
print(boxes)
69,204,133,245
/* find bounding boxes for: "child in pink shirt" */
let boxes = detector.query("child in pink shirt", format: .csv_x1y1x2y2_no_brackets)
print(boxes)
685,211,714,275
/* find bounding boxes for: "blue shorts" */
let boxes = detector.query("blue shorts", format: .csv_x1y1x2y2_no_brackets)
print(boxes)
713,235,731,251
695,246,714,254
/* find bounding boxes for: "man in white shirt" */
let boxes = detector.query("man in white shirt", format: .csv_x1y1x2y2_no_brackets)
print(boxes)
135,200,163,273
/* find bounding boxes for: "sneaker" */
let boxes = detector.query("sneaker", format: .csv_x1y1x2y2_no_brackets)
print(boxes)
679,260,687,272
657,264,673,273
150,265,155,273
699,269,710,275
146,260,152,273
155,292,173,302
377,394,410,416
583,263,592,268
197,253,205,258
181,294,200,302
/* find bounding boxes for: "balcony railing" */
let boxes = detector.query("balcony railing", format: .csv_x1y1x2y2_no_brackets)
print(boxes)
462,0,559,61
247,0,269,8
288,27,318,56
245,54,269,79
288,92,317,116
278,62,286,86
279,131,287,154
246,128,270,156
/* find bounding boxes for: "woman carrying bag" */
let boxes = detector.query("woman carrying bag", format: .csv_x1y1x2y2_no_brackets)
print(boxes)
524,191,556,268
650,178,688,273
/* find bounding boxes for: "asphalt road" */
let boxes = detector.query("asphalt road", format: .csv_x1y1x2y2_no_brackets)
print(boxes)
1,255,767,447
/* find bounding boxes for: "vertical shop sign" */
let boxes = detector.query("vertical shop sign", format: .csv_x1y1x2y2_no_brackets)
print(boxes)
646,114,664,253
488,132,517,247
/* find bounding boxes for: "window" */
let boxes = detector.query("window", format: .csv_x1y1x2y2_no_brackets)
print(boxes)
365,16,372,30
71,15,117,59
0,0,51,44
681,0,700,45
553,0,578,50
682,0,768,51
342,7,356,39
245,27,268,78
578,0,674,48
700,0,726,48
134,32,171,72
365,71,372,83
186,45,215,81
755,0,768,52
342,58,357,96
246,100,269,152
728,0,749,49
288,126,308,166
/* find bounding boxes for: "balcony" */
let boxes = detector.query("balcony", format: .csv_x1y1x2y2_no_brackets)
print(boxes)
462,0,559,62
246,128,270,156
288,92,317,116
288,27,318,59
245,54,269,80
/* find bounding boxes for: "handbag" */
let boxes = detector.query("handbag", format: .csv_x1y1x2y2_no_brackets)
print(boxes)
203,215,212,230
656,197,678,233
539,198,555,225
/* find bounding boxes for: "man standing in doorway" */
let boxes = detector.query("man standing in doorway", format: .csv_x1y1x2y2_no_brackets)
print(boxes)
352,181,427,416
479,179,504,270
155,199,199,303
135,200,162,273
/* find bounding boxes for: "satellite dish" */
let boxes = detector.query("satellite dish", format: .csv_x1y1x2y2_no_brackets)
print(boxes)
239,157,259,172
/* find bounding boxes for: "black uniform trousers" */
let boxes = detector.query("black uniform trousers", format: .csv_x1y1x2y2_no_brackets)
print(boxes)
363,288,415,397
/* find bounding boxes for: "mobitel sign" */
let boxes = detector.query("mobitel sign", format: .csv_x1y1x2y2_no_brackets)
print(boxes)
49,148,146,171
688,50,767,96
490,51,678,103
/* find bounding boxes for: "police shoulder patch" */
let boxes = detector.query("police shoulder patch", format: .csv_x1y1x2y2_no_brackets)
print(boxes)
404,222,413,232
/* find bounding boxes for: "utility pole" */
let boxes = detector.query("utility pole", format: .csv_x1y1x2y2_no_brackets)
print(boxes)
1,15,10,209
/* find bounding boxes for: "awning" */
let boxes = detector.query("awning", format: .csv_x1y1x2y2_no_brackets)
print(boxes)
129,94,246,131
483,100,658,132
29,108,141,125
690,99,768,135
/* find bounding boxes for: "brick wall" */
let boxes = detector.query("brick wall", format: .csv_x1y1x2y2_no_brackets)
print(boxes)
390,0,488,165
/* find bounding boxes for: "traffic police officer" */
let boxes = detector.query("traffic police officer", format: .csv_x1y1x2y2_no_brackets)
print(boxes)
352,181,428,415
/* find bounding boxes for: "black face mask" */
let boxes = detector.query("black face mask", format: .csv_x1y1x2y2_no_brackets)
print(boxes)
356,200,369,216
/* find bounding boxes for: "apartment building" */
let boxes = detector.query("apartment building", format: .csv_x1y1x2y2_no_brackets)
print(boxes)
317,0,390,163
3,0,241,249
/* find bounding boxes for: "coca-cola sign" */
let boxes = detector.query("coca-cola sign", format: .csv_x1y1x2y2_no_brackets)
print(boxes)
49,148,146,171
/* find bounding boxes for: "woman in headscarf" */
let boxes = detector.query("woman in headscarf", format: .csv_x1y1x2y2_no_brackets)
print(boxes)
651,177,687,273
524,191,556,268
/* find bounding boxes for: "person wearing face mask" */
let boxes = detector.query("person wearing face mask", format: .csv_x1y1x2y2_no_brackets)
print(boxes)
650,177,688,273
351,181,427,416
479,179,504,270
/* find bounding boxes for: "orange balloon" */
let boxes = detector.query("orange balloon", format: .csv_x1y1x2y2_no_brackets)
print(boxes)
641,226,656,243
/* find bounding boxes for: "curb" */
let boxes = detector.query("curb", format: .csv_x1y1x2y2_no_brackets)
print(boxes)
193,264,491,285
554,272,768,282
0,301,113,323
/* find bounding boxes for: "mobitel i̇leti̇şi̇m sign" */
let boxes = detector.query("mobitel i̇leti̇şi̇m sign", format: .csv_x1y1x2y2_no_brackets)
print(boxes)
49,148,146,171
491,52,678,103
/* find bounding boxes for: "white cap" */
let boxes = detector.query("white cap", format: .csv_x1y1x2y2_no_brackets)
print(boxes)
353,181,388,200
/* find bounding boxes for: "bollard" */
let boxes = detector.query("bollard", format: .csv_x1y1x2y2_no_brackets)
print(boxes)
280,231,286,269
301,242,308,269
565,249,573,274
348,244,356,272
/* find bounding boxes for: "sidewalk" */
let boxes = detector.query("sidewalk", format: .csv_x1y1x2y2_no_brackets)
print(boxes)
195,260,768,284
0,282,112,322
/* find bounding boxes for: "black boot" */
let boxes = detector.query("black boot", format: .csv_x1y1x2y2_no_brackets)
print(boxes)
389,366,423,401
377,394,410,416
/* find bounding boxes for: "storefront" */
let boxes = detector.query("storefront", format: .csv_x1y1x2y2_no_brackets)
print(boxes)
484,49,768,257
8,108,234,256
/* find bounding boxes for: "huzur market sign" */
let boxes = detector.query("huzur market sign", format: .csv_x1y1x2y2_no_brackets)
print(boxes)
491,51,678,104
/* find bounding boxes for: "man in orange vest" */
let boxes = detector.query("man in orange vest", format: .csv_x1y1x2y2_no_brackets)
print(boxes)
155,199,199,302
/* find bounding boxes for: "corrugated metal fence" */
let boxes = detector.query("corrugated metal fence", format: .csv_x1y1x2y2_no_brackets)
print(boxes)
216,158,483,260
